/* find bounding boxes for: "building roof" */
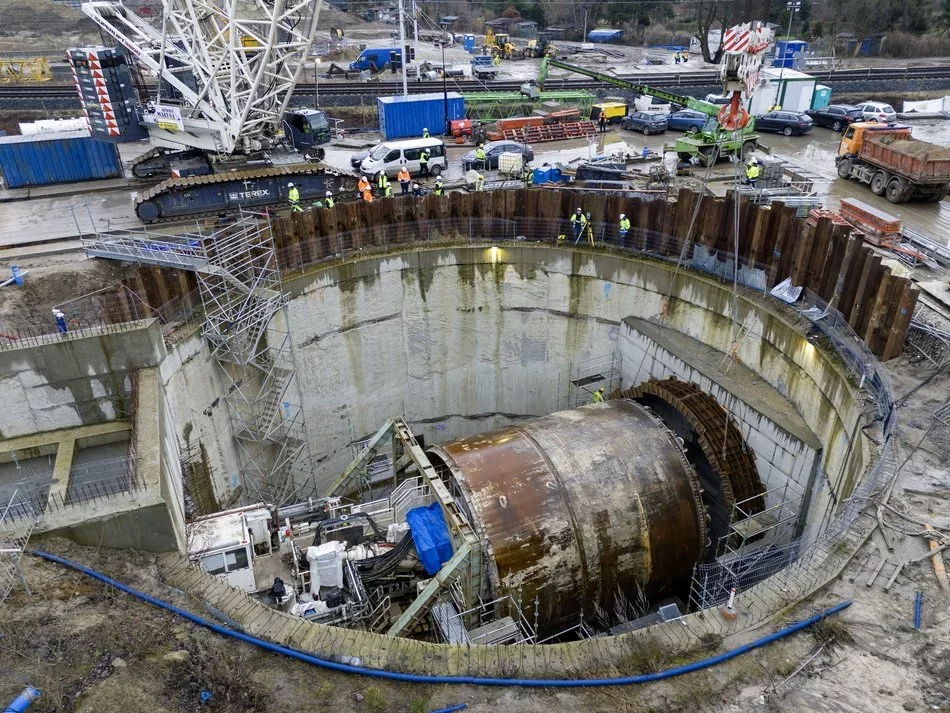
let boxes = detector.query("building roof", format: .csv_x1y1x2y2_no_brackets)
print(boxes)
588,29,623,40
187,505,270,554
761,67,816,81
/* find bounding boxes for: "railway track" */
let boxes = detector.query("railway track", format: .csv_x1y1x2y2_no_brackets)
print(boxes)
4,65,950,100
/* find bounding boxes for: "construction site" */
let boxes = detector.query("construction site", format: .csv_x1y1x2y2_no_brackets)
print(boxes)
1,1,950,712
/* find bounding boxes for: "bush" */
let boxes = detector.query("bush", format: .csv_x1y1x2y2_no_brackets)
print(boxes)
880,31,950,58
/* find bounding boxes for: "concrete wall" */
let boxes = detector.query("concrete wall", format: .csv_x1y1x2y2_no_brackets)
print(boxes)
617,318,823,538
284,245,868,522
0,321,165,439
36,368,185,553
159,330,243,503
285,247,620,490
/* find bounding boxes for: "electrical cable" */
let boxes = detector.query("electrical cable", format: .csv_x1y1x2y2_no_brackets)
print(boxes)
32,549,851,687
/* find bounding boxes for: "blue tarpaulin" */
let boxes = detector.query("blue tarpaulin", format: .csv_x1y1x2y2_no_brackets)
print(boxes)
406,503,454,576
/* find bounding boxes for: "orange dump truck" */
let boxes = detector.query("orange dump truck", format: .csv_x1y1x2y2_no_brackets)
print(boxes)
835,123,950,204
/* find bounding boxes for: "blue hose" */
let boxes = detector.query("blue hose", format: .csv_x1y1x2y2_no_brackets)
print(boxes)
3,687,41,713
430,705,467,713
31,549,851,687
914,591,922,630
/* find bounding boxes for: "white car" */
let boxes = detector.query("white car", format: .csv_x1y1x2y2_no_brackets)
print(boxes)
854,101,897,123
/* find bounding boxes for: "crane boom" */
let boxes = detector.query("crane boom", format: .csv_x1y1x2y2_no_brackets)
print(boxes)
81,0,322,155
537,57,724,117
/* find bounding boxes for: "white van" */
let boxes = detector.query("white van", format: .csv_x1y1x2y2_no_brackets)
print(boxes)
359,137,448,178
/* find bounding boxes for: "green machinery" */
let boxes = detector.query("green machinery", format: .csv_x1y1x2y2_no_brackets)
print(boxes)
462,90,593,122
523,57,759,165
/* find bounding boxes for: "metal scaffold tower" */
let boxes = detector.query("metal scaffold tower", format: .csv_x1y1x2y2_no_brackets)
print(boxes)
196,217,315,506
80,213,316,506
0,490,39,603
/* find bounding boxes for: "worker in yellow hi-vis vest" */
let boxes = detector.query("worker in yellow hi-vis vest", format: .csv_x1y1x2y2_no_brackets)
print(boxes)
619,213,631,243
287,182,301,212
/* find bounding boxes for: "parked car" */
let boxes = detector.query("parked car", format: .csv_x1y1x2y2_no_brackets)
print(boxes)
755,111,814,136
704,94,731,106
461,140,533,171
854,101,897,123
806,104,864,132
621,111,668,135
360,137,448,178
667,109,707,133
350,147,371,169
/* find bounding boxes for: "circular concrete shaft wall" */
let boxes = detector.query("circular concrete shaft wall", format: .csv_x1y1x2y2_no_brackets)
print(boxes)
427,399,708,634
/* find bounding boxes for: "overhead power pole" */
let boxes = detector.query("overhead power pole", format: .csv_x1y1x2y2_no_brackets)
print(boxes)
398,0,408,95
412,0,419,61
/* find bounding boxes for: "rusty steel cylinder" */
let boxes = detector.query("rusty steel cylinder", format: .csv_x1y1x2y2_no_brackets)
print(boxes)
426,399,708,633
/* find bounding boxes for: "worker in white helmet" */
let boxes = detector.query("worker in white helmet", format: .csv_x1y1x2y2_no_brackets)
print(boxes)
619,212,631,243
324,190,335,209
357,174,371,198
570,207,587,244
744,157,761,188
287,182,301,212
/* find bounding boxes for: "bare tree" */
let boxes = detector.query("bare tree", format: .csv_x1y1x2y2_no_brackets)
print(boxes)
571,0,605,39
695,0,771,63
696,0,729,62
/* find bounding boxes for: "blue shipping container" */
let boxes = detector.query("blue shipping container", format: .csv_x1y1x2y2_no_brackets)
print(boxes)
0,130,123,188
463,34,476,52
377,92,466,140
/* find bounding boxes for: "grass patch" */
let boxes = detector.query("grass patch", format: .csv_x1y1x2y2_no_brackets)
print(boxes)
364,686,386,713
811,616,854,648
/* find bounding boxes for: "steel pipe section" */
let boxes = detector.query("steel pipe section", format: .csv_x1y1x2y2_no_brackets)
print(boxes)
427,399,711,633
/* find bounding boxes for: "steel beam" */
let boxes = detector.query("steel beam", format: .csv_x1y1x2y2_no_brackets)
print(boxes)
387,542,471,637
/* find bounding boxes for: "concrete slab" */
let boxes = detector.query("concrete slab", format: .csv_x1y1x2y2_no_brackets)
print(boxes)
622,316,822,450
0,240,84,261
0,177,152,203
0,421,130,461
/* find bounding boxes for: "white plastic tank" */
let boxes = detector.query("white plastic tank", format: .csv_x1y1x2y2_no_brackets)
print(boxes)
498,152,523,175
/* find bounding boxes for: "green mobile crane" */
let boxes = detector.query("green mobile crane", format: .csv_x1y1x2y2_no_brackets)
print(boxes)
522,56,759,165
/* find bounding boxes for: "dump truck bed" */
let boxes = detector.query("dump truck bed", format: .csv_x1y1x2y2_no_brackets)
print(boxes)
862,134,950,185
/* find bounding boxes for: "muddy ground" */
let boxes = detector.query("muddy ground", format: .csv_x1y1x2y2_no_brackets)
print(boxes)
1,350,948,713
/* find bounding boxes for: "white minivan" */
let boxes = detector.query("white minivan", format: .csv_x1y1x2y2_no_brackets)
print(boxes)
359,137,448,178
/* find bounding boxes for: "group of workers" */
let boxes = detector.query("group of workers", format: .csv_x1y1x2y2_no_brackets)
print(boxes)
287,128,544,210
566,207,634,246
287,182,335,212
673,50,690,64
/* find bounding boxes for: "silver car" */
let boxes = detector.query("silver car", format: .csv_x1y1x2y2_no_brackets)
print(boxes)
854,101,897,123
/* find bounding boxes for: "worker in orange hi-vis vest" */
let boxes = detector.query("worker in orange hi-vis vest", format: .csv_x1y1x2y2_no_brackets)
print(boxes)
397,166,411,195
357,174,371,199
362,187,374,202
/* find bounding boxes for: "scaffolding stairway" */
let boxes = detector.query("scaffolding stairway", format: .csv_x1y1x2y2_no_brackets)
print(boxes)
80,214,316,505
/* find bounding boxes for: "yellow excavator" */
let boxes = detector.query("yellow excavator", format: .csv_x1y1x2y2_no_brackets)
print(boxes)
484,28,517,59
523,32,558,58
